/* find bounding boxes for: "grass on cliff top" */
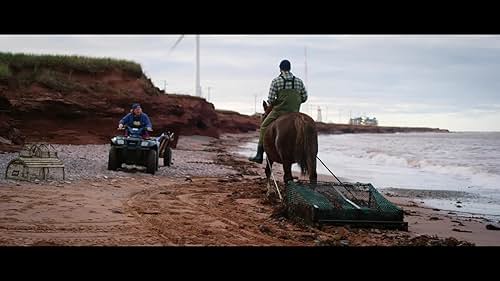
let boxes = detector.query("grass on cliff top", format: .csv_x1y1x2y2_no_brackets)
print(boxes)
0,52,143,77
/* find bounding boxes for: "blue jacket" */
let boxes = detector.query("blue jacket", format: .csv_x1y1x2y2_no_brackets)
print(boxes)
119,113,153,129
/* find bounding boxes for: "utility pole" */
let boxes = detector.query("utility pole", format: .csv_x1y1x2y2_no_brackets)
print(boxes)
163,80,167,92
325,106,328,123
195,35,201,97
207,86,211,101
254,93,257,113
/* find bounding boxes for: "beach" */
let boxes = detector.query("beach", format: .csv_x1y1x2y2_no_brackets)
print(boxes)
0,132,498,246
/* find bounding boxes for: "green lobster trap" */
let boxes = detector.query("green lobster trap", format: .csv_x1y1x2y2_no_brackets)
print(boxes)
286,181,408,230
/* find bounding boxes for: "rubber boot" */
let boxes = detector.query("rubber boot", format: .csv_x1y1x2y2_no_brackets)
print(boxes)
248,144,264,164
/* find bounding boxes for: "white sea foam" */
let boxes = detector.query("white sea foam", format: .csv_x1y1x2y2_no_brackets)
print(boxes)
236,132,500,217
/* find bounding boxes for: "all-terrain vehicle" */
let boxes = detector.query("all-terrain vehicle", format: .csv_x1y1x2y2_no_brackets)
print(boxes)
107,125,174,175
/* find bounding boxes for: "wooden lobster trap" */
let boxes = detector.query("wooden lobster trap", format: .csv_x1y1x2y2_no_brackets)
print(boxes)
5,144,65,181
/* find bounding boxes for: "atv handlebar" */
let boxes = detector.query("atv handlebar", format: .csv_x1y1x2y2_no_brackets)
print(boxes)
118,124,152,131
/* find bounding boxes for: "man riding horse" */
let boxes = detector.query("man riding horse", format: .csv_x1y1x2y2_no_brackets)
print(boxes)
248,59,308,164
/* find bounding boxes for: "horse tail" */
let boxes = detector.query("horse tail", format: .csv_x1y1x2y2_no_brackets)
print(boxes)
295,114,318,177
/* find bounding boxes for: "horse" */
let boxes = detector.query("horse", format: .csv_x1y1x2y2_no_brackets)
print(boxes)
261,100,318,191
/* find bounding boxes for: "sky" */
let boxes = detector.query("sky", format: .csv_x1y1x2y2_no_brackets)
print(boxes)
1,34,500,132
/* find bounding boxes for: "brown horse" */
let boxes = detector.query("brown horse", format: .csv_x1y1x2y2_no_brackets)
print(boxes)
262,101,318,188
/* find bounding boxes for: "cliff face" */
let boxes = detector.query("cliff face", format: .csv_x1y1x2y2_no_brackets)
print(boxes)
215,110,260,134
0,53,449,152
0,53,259,151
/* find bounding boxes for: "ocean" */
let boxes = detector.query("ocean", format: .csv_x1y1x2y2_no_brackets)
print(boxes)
237,132,500,220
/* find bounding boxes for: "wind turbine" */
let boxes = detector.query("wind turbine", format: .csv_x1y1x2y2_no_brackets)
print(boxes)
169,34,202,97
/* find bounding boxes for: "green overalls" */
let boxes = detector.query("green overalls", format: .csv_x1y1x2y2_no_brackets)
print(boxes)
258,76,303,145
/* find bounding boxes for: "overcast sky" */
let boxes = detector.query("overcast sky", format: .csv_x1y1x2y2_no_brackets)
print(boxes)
1,34,500,132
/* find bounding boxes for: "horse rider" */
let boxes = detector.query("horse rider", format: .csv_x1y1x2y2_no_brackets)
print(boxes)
248,59,308,164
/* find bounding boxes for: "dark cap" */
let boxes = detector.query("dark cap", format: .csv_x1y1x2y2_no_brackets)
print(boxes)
131,103,141,109
279,60,291,71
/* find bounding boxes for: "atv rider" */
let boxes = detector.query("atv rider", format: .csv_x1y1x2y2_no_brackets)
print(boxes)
248,59,308,164
118,103,153,138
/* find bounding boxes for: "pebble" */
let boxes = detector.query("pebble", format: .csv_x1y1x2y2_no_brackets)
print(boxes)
0,143,239,184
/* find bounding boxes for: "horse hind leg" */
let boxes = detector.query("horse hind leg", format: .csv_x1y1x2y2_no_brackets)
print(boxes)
309,169,317,185
309,155,318,185
283,161,293,186
265,159,274,197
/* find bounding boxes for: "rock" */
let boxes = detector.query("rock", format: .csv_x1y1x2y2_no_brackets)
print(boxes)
456,201,462,204
452,228,472,233
300,233,317,241
486,224,500,231
432,208,441,211
111,208,124,214
258,224,272,234
103,176,108,179
456,205,462,208
65,181,71,184
338,227,350,238
429,217,441,221
451,220,465,226
340,240,350,246
0,136,13,145
403,210,413,215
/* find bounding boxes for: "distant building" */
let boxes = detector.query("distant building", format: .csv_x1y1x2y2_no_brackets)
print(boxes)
349,116,378,126
349,117,363,125
364,117,378,126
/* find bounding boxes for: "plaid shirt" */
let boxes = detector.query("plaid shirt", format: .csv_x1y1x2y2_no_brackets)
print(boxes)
268,71,307,105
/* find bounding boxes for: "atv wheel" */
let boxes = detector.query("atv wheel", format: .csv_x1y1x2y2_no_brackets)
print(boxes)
108,147,119,170
156,151,159,171
163,147,172,166
146,150,157,175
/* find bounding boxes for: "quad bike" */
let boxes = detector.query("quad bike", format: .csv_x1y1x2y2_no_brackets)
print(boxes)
107,126,174,175
107,126,158,174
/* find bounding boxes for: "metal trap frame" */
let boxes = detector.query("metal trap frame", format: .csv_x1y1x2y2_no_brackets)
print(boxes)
5,143,65,181
286,180,408,230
